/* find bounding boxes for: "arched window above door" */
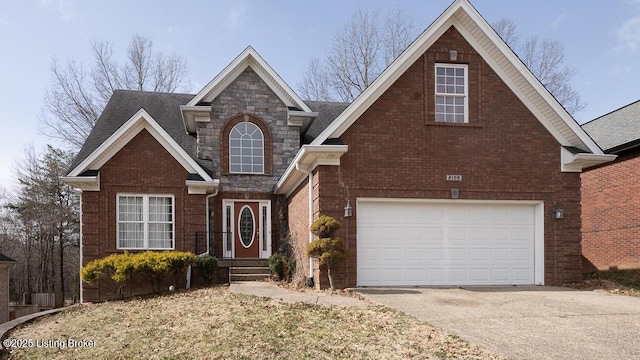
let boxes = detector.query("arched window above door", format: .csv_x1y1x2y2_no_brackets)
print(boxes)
229,121,264,174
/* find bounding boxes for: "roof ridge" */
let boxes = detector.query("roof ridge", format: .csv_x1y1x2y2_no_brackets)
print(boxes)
112,89,196,96
582,98,640,125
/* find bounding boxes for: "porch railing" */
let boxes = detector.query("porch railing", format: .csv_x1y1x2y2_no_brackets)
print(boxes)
194,231,232,258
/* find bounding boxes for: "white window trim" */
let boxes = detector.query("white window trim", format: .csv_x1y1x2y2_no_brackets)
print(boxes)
116,193,176,250
434,63,469,123
229,121,265,175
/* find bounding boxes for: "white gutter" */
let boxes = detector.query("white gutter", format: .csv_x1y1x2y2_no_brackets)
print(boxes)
295,163,315,286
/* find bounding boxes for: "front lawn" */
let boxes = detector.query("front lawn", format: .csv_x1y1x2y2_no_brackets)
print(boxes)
6,286,499,359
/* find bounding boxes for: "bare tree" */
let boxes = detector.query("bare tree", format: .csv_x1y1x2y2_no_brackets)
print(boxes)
493,17,585,116
299,5,415,102
298,58,332,102
40,35,190,150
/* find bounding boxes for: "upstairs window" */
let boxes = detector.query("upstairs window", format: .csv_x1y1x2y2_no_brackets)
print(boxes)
229,122,264,174
117,194,174,250
435,64,468,123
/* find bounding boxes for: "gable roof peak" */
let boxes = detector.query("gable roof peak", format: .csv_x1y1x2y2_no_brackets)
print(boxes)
185,46,310,112
310,0,603,158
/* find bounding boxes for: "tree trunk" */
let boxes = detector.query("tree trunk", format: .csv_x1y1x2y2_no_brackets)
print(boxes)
55,240,64,307
327,266,335,290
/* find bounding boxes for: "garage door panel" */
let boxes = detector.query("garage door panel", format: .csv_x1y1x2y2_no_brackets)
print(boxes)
357,200,537,286
404,248,425,261
491,248,509,261
469,228,488,241
426,227,445,241
426,248,445,261
512,248,532,261
469,248,488,261
491,228,510,241
449,268,468,281
491,268,510,281
449,248,468,261
513,268,533,281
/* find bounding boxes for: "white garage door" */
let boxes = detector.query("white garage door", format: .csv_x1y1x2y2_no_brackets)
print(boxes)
357,200,541,286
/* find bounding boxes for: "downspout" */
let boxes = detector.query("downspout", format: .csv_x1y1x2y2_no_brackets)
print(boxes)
205,189,219,255
187,187,219,290
296,163,315,287
75,189,83,304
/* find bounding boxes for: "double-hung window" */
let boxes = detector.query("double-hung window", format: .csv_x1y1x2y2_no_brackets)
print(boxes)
435,64,468,123
117,194,174,250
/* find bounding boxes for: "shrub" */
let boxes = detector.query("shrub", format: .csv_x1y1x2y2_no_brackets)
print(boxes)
269,253,295,281
306,238,348,267
81,251,196,296
310,215,340,238
195,255,218,285
307,215,348,290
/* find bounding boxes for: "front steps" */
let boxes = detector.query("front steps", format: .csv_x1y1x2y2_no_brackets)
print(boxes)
218,259,272,282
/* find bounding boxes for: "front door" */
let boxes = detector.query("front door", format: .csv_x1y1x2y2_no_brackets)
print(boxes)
223,200,271,258
234,202,260,258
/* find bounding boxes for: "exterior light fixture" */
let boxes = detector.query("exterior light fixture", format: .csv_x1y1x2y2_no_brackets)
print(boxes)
449,49,458,61
553,207,564,220
451,188,459,200
344,200,353,218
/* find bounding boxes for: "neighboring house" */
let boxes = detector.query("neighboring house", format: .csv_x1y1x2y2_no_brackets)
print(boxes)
63,0,615,301
581,100,640,271
0,253,16,323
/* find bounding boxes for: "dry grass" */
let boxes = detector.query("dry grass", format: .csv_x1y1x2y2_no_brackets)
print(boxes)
570,269,640,297
6,286,499,360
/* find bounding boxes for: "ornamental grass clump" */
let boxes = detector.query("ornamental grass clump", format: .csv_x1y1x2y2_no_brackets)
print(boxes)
306,215,347,290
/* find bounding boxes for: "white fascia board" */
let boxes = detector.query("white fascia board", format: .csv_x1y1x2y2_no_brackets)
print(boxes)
68,108,214,182
186,179,220,195
274,145,348,196
60,174,100,192
187,46,312,113
180,105,211,133
560,147,617,172
288,111,318,130
187,47,254,106
453,2,604,154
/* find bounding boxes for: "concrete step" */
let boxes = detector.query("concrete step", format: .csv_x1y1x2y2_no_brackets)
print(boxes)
230,266,271,275
229,273,272,282
218,259,269,268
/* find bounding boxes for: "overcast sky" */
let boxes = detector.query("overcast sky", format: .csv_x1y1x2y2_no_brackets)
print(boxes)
1,0,639,191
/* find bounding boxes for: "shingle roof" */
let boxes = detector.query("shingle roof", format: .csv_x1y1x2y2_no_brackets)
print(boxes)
68,90,209,175
68,91,348,176
582,99,640,152
303,101,350,143
0,253,16,263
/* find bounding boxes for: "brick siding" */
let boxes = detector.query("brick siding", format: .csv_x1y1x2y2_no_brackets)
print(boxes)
81,130,206,302
581,148,640,270
291,26,583,289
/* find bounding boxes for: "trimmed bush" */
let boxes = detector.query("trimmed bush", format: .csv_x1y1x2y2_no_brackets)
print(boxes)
195,255,218,285
310,215,341,238
307,216,348,289
269,253,295,281
81,251,196,296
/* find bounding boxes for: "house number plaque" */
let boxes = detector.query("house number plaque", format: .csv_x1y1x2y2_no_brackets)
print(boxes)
446,175,462,181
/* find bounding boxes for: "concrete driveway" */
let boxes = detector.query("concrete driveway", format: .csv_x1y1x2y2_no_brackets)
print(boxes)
353,286,640,360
